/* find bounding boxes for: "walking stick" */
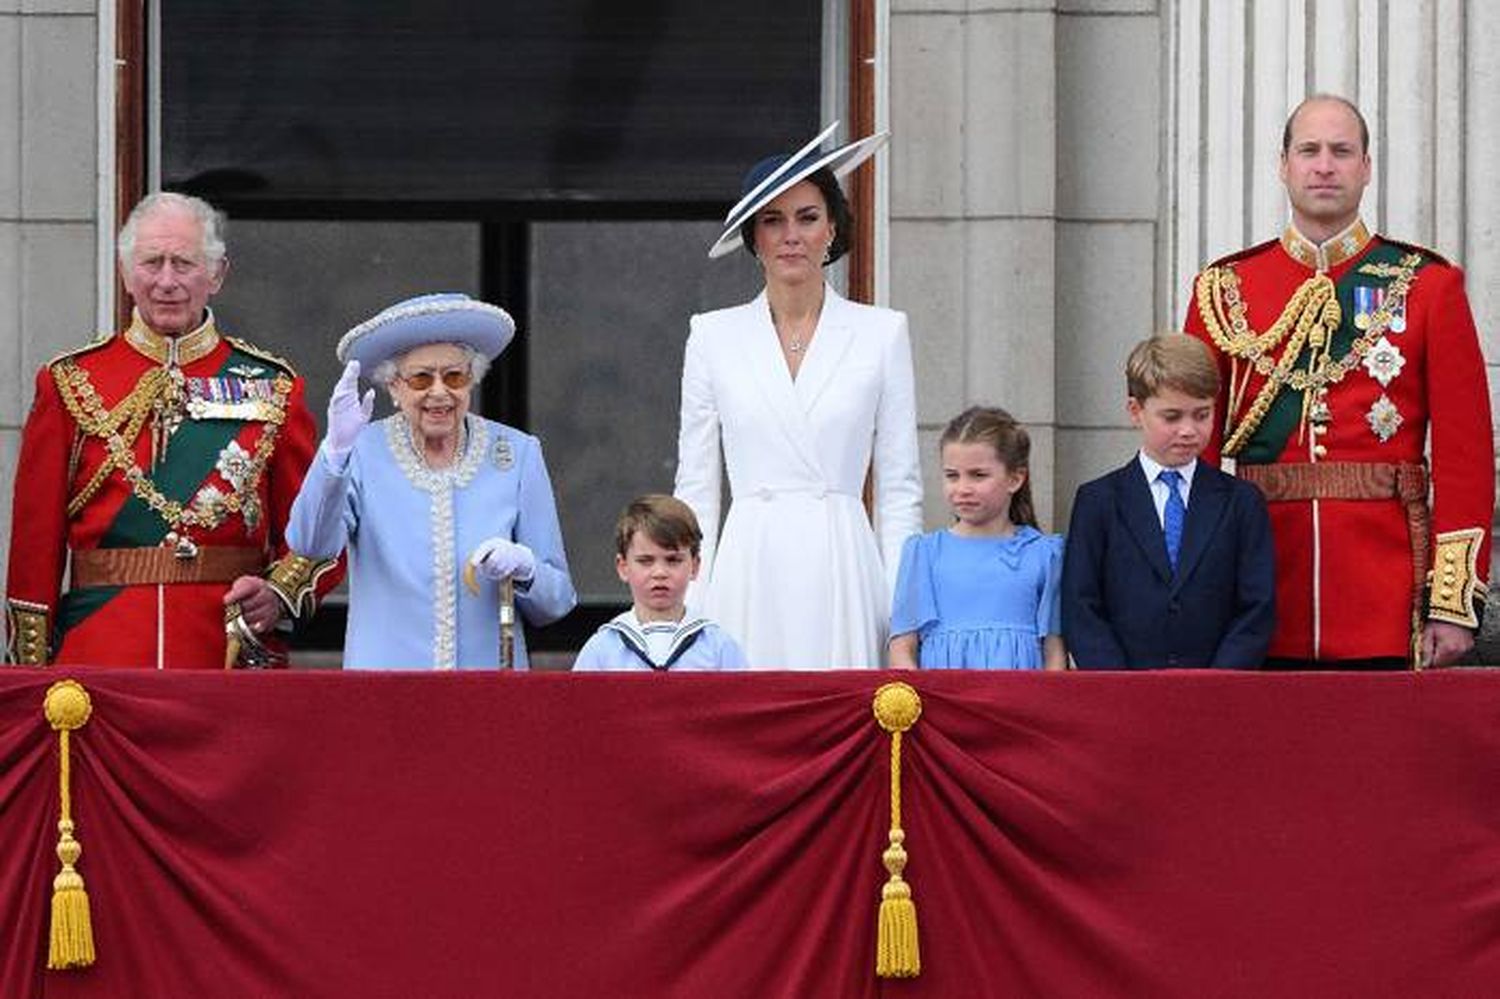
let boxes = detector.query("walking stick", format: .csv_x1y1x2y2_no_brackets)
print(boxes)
499,577,515,670
463,564,517,670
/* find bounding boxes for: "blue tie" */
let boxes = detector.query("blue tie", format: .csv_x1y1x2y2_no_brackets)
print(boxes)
1159,469,1185,570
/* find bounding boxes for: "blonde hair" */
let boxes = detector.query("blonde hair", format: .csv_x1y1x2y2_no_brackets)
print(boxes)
940,406,1037,529
1125,334,1220,402
615,495,703,558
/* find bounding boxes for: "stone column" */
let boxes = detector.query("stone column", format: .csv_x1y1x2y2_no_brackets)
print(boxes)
889,2,1060,529
0,0,102,584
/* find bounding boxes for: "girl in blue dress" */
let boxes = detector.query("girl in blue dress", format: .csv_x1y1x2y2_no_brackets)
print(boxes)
889,407,1066,670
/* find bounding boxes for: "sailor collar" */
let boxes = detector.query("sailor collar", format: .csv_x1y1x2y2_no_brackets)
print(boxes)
601,610,711,671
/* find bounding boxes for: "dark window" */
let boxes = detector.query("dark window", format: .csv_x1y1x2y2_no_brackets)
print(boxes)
162,2,820,205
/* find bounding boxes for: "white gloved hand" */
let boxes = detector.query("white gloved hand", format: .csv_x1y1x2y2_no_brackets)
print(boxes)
326,359,375,458
468,537,536,583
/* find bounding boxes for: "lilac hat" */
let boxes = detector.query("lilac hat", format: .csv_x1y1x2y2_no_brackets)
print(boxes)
708,120,890,260
336,293,515,368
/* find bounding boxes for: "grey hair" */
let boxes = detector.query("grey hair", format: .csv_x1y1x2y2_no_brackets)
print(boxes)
117,192,228,268
373,344,490,400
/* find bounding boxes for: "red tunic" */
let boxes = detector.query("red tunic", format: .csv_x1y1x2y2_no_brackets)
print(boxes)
4,314,339,668
1185,223,1493,661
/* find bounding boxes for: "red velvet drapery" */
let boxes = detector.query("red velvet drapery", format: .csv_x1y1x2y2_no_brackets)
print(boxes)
2,669,1499,998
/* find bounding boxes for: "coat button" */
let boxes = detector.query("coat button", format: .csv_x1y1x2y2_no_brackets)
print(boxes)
1168,600,1181,614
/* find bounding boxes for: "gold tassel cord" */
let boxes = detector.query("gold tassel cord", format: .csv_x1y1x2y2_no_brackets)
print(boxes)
44,679,95,970
872,681,922,979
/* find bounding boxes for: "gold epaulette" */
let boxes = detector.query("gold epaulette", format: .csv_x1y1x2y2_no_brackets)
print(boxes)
1427,527,1486,629
6,598,51,664
1202,237,1281,272
265,552,340,620
45,332,114,370
225,336,299,378
1377,235,1450,267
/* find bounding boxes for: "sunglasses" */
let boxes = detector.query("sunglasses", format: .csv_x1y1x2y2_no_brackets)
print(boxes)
395,368,473,391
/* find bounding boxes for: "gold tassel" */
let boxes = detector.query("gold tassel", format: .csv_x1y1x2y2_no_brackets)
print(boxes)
872,681,922,979
44,680,95,970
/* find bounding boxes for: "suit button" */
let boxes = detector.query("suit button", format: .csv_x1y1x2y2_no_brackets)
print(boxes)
1168,600,1181,614
1167,655,1180,667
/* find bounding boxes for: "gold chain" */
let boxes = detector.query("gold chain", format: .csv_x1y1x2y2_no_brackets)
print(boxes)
1210,252,1423,456
53,360,291,531
1195,267,1336,361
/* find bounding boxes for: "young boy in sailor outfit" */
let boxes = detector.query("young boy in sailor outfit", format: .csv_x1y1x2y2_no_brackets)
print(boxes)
572,495,748,672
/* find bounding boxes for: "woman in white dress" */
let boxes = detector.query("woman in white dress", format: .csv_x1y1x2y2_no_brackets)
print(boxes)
674,124,922,669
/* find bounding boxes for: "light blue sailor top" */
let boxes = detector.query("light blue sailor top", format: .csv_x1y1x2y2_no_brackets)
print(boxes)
286,413,577,669
572,610,748,672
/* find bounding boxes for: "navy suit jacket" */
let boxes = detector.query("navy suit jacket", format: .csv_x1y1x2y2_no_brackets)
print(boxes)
1061,459,1275,669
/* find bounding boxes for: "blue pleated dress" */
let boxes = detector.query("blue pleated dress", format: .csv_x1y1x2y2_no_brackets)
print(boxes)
890,526,1064,669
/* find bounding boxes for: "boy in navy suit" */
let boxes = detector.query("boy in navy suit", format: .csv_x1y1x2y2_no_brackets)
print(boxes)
1062,335,1274,669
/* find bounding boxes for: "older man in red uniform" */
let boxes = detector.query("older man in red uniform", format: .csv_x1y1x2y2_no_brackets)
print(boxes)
1184,95,1493,668
4,192,338,668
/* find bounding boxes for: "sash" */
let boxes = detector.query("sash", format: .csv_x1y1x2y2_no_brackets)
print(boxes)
1237,243,1427,464
60,347,287,642
102,346,287,548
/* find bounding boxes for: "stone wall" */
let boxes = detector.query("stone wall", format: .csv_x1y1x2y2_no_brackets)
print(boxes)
0,0,101,583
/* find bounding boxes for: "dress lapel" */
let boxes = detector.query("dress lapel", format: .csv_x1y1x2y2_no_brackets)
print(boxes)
1117,462,1173,585
743,292,827,481
792,284,857,415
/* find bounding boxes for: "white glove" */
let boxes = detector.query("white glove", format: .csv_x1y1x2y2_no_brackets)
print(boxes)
325,359,375,458
468,537,536,583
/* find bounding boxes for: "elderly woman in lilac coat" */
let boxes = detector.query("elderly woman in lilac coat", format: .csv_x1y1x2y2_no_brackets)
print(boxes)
287,293,576,669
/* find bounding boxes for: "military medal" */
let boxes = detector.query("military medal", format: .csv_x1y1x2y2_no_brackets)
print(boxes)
1366,395,1402,443
1362,336,1405,387
1389,304,1407,333
1352,285,1383,332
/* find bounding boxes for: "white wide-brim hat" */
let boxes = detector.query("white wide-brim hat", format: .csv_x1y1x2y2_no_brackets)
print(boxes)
708,120,890,259
336,293,516,369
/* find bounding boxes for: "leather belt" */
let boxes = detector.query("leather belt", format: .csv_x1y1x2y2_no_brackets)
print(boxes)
71,546,266,587
1238,460,1430,666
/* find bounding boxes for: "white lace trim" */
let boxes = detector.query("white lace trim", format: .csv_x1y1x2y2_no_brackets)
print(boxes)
382,414,491,670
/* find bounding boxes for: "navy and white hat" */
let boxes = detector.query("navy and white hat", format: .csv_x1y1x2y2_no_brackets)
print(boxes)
708,121,890,260
336,293,516,369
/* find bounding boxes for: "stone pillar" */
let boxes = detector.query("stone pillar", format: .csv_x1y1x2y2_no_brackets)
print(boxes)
0,0,102,585
889,2,1060,529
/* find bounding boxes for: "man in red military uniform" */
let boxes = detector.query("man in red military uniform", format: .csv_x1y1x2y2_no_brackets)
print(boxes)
1184,95,1494,668
4,192,339,668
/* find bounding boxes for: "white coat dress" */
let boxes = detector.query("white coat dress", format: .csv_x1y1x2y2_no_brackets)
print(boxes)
674,285,922,669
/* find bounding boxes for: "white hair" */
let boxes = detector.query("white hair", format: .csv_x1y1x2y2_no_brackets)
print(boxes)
374,344,490,400
117,192,228,268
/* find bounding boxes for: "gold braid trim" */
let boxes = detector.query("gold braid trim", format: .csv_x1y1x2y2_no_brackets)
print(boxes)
1198,253,1424,457
52,361,292,532
6,598,51,664
225,336,298,377
1195,266,1332,362
265,553,340,620
1428,527,1486,629
54,364,170,516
